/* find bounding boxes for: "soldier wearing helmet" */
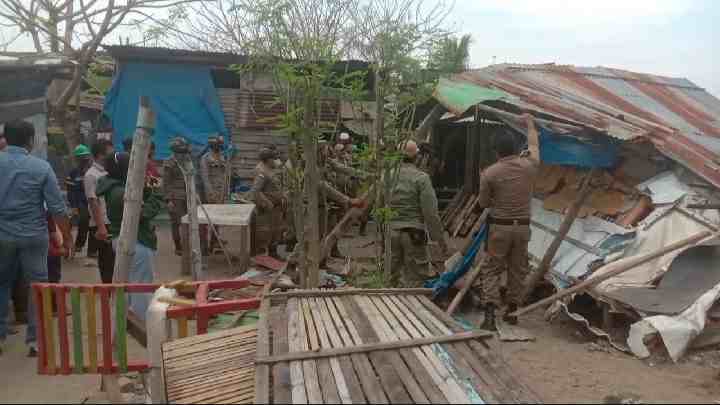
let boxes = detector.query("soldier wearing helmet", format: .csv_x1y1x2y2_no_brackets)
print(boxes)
251,146,286,258
163,137,191,256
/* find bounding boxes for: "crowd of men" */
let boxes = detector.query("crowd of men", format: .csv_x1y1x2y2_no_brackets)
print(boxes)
0,112,540,358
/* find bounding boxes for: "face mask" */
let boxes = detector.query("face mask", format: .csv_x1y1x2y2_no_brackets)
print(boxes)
273,159,282,168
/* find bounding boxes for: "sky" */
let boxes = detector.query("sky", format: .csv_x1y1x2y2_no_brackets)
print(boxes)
2,0,718,96
451,0,719,96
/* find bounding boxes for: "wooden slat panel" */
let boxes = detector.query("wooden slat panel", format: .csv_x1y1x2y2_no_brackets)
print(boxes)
55,286,71,375
270,306,292,404
41,287,56,374
301,298,341,404
86,287,98,373
115,287,128,373
307,298,351,404
70,288,84,374
286,298,308,404
297,299,323,403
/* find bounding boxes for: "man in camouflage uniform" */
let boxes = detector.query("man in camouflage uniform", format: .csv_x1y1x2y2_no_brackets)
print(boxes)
251,147,286,258
388,140,448,287
473,114,540,330
200,136,229,253
162,137,191,256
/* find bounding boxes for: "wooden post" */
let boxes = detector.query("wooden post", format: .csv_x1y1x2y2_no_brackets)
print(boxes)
303,94,320,288
519,169,597,304
511,230,714,317
415,104,446,142
178,155,203,281
112,96,154,283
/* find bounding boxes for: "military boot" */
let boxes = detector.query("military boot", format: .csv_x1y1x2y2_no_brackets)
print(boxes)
480,303,497,331
503,303,519,325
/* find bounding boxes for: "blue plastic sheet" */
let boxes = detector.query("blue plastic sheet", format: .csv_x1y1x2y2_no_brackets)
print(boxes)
426,222,489,298
103,62,228,160
538,126,619,168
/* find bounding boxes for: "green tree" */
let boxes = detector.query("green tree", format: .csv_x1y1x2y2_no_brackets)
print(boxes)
429,34,473,73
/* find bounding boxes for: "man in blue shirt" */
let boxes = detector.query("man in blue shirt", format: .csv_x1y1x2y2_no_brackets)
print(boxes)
0,120,72,357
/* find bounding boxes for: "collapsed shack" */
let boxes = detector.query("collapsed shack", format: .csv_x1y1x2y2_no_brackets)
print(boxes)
431,63,720,361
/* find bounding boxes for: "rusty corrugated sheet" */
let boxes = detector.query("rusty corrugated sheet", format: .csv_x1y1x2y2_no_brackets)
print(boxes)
438,64,720,188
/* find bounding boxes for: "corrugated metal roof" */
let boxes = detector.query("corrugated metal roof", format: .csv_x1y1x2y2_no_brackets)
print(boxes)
436,64,720,188
103,45,249,66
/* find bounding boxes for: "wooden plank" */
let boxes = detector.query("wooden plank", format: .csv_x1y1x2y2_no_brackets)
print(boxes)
307,298,351,404
115,287,128,373
164,334,258,359
297,298,323,403
343,296,411,403
163,324,257,350
256,330,492,364
55,286,71,375
270,288,432,299
314,297,366,404
368,295,469,403
326,297,387,404
286,298,308,404
177,317,189,339
270,306,292,404
302,298,341,404
70,288,84,374
398,295,506,403
415,295,542,403
33,287,48,374
41,287,56,374
353,295,436,404
99,287,113,373
85,287,98,373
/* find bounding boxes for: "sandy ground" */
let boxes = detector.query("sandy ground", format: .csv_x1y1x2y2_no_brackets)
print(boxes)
1,222,718,404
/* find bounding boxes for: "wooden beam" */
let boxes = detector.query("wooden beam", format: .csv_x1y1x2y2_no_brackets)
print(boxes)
512,230,715,317
255,330,493,365
269,288,433,298
687,203,720,210
520,169,597,304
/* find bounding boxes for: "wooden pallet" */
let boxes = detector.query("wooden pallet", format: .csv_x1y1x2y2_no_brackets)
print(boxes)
162,325,258,404
255,289,541,404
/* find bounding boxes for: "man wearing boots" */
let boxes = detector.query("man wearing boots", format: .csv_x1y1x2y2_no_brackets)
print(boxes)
388,140,449,287
163,137,191,256
474,113,540,330
251,146,286,258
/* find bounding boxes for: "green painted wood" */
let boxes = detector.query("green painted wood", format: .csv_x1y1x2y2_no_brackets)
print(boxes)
70,288,84,374
115,287,128,373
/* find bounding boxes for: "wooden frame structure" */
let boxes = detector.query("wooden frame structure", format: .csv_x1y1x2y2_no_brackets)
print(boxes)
32,279,260,376
254,289,541,404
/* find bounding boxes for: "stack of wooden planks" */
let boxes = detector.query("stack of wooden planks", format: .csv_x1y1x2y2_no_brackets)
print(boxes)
162,325,258,404
255,289,541,404
442,190,485,238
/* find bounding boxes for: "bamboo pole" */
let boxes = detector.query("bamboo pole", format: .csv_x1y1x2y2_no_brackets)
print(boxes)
179,156,203,281
511,230,715,317
113,96,154,283
303,94,321,288
445,211,489,316
519,169,597,304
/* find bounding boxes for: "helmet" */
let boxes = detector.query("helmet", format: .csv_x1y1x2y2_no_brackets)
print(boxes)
259,146,279,161
169,137,191,153
73,144,91,157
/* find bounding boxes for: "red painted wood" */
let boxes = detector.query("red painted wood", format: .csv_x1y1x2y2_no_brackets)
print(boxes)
99,287,113,374
54,286,71,375
31,279,251,293
195,284,210,334
32,285,48,375
166,298,261,319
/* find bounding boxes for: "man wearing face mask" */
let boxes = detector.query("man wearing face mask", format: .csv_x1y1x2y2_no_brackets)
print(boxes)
199,136,228,254
251,146,286,258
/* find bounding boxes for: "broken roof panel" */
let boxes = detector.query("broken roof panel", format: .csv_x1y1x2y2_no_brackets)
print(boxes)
436,64,720,188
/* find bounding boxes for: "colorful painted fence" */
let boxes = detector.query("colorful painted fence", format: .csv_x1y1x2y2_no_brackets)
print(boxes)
32,280,261,376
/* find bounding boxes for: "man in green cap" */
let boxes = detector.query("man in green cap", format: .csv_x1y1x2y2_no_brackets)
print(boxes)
66,145,94,256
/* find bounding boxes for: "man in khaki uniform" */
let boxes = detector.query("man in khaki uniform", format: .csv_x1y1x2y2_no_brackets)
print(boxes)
200,136,227,204
162,137,191,256
388,140,448,287
251,147,286,258
474,114,540,330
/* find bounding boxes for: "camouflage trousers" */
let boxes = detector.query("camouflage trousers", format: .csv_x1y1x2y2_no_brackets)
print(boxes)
254,205,285,255
167,198,188,252
390,229,435,288
473,224,531,307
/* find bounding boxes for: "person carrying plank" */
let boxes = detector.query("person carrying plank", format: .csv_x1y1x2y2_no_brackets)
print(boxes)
473,113,540,330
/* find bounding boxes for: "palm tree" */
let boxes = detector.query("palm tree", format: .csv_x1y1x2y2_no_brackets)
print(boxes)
429,34,473,74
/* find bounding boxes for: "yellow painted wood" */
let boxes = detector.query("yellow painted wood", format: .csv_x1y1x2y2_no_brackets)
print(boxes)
86,288,98,373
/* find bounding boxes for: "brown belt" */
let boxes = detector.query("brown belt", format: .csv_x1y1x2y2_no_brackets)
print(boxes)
488,217,530,226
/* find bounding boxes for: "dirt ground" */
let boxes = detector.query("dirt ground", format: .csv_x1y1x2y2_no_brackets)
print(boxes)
1,222,719,404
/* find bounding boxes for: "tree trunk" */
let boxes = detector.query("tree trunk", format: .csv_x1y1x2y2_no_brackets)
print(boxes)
112,97,155,283
302,94,321,288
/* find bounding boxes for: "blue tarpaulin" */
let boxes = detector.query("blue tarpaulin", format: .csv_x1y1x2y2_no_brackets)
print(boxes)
426,222,489,298
538,126,619,168
104,62,228,160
